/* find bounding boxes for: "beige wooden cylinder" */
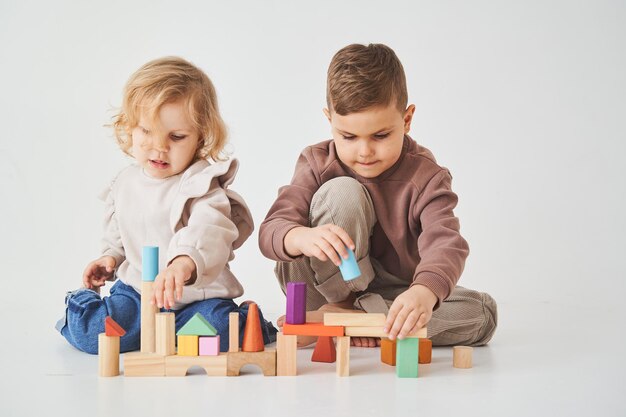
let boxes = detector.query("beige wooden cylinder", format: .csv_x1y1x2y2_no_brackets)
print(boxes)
98,333,120,377
141,281,157,353
453,346,473,369
156,312,176,356
229,312,239,352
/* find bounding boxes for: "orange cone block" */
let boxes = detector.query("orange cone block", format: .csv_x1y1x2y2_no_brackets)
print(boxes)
242,303,265,352
311,336,336,363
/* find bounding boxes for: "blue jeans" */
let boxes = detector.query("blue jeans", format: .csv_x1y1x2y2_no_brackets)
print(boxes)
56,280,277,354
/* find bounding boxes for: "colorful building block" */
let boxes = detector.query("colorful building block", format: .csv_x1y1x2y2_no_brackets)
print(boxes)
105,316,126,337
177,335,199,356
311,336,336,363
283,323,344,337
229,312,239,352
199,336,220,356
338,247,360,281
286,282,306,324
165,354,228,376
344,326,427,338
142,246,159,282
140,281,157,353
324,313,386,327
98,333,120,377
156,312,176,356
276,332,297,376
381,338,396,366
242,302,264,352
123,352,165,376
177,312,217,336
419,338,432,364
453,346,473,368
227,349,276,376
336,336,350,377
396,338,419,378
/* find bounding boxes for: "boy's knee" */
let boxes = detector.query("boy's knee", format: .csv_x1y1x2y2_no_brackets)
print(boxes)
474,292,498,346
311,177,376,230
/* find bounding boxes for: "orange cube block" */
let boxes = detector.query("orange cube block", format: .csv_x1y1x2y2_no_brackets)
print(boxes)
381,338,396,366
419,338,432,364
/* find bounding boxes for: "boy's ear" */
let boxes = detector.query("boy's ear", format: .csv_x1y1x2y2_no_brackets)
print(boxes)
403,104,416,133
323,107,331,122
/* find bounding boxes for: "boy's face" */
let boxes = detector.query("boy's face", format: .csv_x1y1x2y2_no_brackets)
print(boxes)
325,103,415,178
131,100,200,179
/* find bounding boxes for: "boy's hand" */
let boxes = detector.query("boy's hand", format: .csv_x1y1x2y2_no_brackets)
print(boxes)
284,225,355,266
82,256,116,290
384,285,438,340
152,256,196,309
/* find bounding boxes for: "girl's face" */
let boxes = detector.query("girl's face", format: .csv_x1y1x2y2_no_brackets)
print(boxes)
131,100,201,179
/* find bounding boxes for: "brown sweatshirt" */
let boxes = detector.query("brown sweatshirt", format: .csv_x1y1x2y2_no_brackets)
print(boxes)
258,136,469,305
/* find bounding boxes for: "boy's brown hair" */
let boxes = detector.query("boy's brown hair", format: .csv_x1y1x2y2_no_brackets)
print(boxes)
326,43,408,115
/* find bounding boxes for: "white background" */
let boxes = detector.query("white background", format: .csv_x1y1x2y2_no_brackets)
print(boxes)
1,1,625,416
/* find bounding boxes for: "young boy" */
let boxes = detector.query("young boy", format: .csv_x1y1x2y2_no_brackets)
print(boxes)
259,43,497,348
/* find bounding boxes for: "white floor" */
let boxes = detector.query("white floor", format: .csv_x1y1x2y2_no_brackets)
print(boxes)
2,300,624,417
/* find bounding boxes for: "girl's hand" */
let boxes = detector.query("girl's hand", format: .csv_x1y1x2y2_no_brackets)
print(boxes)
284,225,355,266
152,256,196,309
384,285,438,340
82,256,116,290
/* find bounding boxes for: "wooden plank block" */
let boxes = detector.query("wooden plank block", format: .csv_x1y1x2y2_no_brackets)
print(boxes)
105,316,126,337
396,338,419,378
276,333,297,376
165,353,228,376
311,336,336,363
344,326,427,338
419,338,432,364
336,336,350,377
156,312,175,356
323,313,386,327
140,281,157,353
177,312,217,336
286,282,307,324
98,333,120,377
453,346,473,369
199,336,220,356
283,322,344,337
229,312,239,352
227,349,276,376
380,338,396,366
177,335,198,356
123,352,166,376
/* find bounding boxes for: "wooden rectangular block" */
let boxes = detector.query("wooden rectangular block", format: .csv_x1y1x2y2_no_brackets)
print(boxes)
396,338,419,378
177,335,198,356
344,326,427,338
165,353,228,376
419,338,432,364
123,352,166,376
156,312,176,356
336,336,350,377
324,313,386,327
286,282,306,324
199,336,220,356
227,349,277,376
380,338,396,366
140,281,158,353
283,322,344,337
229,312,239,352
276,332,297,376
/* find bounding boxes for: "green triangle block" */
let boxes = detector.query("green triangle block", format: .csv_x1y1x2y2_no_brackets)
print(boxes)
176,312,218,336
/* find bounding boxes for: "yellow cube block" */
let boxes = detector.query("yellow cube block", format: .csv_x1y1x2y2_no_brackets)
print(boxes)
177,335,199,356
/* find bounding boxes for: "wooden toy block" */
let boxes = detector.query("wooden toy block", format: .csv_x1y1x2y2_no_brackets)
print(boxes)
286,282,306,324
323,313,386,327
98,333,120,377
227,349,276,376
419,338,432,364
396,338,419,378
338,247,360,281
199,336,220,356
165,353,228,376
123,352,165,376
156,312,175,356
105,316,126,337
242,302,264,352
344,326,427,338
177,335,199,356
142,246,159,282
140,281,157,353
453,346,473,369
276,332,297,376
380,338,396,366
311,336,336,363
177,312,217,336
336,336,350,377
229,312,239,352
282,322,344,337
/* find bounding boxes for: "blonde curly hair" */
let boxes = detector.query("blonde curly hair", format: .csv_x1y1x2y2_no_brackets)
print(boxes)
112,56,227,161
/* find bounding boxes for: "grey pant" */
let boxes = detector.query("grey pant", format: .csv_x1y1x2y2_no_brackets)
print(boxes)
275,177,497,346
